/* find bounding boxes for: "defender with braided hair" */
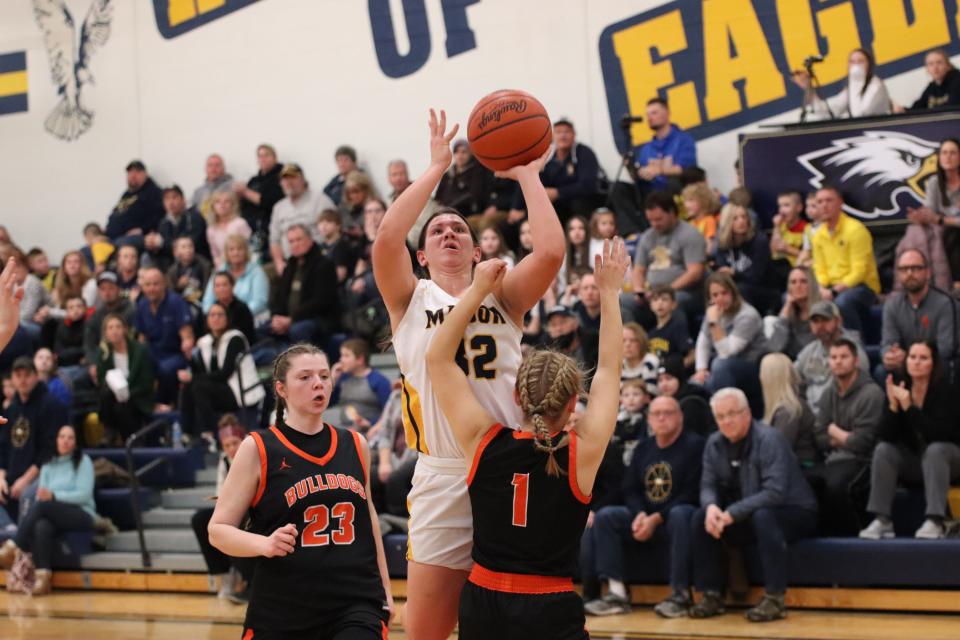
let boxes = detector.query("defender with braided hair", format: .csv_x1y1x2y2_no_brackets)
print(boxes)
373,108,565,640
208,344,394,639
426,238,630,640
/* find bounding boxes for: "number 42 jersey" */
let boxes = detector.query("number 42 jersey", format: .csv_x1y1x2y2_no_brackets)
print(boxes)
393,279,523,458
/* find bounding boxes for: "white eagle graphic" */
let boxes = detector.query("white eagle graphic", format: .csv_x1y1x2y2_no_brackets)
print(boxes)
797,131,939,219
32,0,114,141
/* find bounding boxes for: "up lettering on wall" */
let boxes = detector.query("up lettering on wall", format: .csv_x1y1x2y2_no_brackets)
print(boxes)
598,0,960,150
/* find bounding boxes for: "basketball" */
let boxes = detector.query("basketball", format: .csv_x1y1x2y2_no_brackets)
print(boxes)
467,90,552,172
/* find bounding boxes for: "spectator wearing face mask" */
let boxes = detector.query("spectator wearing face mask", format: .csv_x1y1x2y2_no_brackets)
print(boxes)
792,48,892,120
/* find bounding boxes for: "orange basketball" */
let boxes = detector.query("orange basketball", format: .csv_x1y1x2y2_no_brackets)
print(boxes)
467,90,552,172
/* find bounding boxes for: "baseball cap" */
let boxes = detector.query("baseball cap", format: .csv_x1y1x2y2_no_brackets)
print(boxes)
125,160,146,172
97,270,119,285
809,301,841,320
11,356,36,373
546,305,576,321
280,163,304,178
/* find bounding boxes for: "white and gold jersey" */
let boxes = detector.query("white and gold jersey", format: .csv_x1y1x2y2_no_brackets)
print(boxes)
392,279,523,459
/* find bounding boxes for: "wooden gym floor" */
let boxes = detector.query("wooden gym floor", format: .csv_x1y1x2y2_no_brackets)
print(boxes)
1,591,959,639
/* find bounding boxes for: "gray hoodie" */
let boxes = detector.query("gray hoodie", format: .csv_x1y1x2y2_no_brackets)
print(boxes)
814,370,884,464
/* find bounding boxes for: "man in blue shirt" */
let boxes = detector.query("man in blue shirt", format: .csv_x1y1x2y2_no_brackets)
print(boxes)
135,267,194,406
632,99,698,196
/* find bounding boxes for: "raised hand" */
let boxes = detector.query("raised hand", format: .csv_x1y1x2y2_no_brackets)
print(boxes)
593,237,631,294
473,258,507,295
0,257,23,352
262,523,298,558
494,148,551,181
428,108,460,170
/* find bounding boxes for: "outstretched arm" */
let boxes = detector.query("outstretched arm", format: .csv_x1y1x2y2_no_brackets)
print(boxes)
426,260,506,460
0,257,23,355
373,109,459,325
497,155,565,324
575,239,630,495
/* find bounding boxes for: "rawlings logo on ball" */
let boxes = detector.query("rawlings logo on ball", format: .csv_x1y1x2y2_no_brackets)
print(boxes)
477,100,528,132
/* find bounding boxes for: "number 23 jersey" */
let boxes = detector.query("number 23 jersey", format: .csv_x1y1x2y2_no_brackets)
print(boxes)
393,279,523,458
245,422,386,630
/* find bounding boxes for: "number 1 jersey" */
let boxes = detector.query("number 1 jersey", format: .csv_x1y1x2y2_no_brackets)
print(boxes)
466,425,591,577
393,279,523,458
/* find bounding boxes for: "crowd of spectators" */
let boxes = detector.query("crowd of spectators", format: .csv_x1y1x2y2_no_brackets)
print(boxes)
0,46,958,610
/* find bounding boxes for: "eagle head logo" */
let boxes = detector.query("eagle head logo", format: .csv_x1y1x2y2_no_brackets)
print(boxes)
797,131,939,219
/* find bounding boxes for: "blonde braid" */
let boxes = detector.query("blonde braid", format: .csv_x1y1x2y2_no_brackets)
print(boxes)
517,350,583,477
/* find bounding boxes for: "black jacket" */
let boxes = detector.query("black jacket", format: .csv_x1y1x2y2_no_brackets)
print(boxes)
105,177,165,240
878,379,960,453
270,243,340,328
0,383,66,484
911,68,960,110
241,163,284,224
435,160,496,216
54,316,87,366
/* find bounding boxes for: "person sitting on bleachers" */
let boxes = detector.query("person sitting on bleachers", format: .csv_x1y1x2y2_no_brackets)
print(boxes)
134,267,194,408
190,415,253,603
201,234,269,319
9,247,50,346
234,144,284,260
760,353,817,468
206,191,252,270
177,303,253,444
330,338,392,432
878,249,957,384
767,266,820,360
794,301,869,419
0,356,66,525
691,388,817,623
584,396,703,618
647,286,694,367
206,272,255,346
84,271,136,385
265,224,340,346
96,314,156,445
860,341,960,540
367,384,418,519
113,245,142,301
316,209,358,284
907,49,960,111
691,272,767,418
714,203,777,314
808,338,883,536
0,424,95,595
143,185,210,270
323,145,359,209
769,190,807,269
793,48,891,120
33,348,71,408
269,163,336,275
54,295,92,369
50,250,95,314
811,186,881,335
104,160,165,249
165,237,210,307
26,248,56,293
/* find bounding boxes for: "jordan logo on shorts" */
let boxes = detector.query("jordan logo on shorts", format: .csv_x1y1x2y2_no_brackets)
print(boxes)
279,457,292,471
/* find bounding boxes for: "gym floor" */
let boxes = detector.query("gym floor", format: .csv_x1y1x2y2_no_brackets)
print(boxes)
2,591,959,639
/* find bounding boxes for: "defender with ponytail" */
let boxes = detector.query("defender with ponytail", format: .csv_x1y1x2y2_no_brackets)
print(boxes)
208,343,394,638
426,238,630,640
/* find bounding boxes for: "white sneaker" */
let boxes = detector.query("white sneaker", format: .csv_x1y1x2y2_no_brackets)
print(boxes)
858,518,895,539
217,569,237,599
914,519,945,540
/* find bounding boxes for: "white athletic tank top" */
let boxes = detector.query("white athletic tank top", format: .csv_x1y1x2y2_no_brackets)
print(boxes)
393,279,523,459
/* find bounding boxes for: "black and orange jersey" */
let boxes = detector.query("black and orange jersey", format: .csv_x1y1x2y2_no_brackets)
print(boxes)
466,424,591,578
244,422,387,631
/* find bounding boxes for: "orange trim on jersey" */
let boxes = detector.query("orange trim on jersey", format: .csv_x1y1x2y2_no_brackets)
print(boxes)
351,430,369,484
250,432,268,507
469,563,574,594
381,619,389,639
567,432,591,505
268,423,338,466
242,628,254,640
467,424,504,486
511,430,535,440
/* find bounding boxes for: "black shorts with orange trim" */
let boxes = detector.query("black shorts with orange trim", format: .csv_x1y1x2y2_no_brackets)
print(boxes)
242,603,388,640
458,581,589,640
